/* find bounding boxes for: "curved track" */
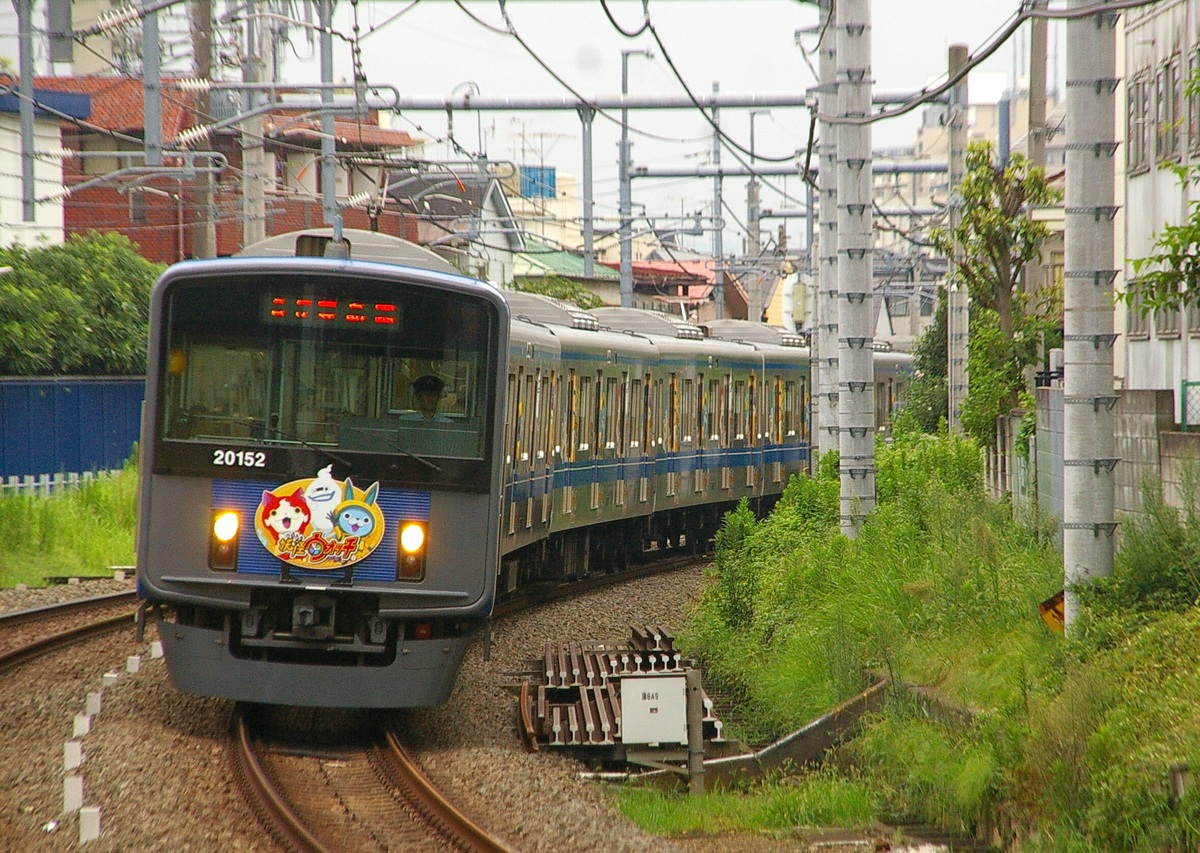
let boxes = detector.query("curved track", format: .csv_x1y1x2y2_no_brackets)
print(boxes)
231,705,517,853
0,591,140,671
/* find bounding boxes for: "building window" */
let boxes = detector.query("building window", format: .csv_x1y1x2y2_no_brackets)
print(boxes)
1128,73,1149,172
1187,300,1200,337
1127,289,1150,340
1191,47,1200,154
1156,305,1182,339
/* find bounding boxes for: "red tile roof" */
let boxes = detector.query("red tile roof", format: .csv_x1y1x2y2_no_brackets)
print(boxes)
268,117,418,150
34,75,195,136
29,77,418,151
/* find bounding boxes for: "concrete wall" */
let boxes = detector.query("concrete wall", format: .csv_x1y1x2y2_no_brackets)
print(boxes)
1113,389,1175,515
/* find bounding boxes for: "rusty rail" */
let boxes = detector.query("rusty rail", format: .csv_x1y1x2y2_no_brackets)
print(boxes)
229,707,332,853
382,729,520,853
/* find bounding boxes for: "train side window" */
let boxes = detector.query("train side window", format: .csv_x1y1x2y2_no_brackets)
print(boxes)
682,378,695,442
777,381,787,446
565,369,578,462
748,374,757,445
507,370,521,468
705,378,719,441
720,376,731,448
642,373,653,452
580,374,596,451
667,373,679,452
522,372,535,461
799,376,809,443
784,380,798,436
604,376,619,451
731,379,745,441
617,372,629,454
633,374,643,451
652,378,665,450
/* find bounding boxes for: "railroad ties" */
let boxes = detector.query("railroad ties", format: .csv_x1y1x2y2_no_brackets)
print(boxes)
520,626,725,752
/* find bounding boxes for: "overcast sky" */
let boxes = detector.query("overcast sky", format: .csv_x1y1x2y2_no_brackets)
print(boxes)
279,0,1057,251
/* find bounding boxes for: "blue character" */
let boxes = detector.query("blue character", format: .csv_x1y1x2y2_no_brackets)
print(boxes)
334,478,380,539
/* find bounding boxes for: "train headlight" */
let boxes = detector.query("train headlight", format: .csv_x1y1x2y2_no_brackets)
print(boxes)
398,522,426,580
210,510,240,571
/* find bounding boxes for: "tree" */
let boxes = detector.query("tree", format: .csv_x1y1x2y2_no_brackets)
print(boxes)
1126,74,1200,317
509,275,603,310
0,232,163,376
1127,161,1200,316
928,140,1062,446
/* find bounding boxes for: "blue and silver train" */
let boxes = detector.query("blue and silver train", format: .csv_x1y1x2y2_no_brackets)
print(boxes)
137,240,908,709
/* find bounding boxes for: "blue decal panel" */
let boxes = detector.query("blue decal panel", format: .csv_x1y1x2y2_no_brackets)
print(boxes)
213,478,430,583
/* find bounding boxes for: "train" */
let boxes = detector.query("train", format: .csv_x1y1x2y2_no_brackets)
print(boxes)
136,238,909,709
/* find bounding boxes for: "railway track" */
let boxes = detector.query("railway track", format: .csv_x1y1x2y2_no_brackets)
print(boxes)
0,590,140,670
231,705,518,853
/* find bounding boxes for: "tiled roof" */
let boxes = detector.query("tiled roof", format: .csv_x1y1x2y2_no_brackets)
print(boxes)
515,236,618,279
269,118,418,150
33,75,194,136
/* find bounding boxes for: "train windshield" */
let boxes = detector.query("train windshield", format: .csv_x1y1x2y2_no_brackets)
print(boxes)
158,272,497,463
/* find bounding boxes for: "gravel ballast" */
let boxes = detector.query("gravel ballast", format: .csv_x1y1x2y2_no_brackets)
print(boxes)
0,570,893,853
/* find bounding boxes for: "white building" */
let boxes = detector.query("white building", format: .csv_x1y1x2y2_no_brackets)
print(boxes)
0,85,88,246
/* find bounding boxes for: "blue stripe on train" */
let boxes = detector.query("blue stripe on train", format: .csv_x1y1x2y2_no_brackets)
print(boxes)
502,443,811,503
212,480,430,583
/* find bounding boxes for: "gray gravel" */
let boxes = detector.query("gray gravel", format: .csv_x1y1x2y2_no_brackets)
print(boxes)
0,569,719,853
0,570,917,853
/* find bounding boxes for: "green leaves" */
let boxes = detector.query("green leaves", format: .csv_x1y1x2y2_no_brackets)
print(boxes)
923,140,1062,447
0,232,162,376
1126,161,1200,317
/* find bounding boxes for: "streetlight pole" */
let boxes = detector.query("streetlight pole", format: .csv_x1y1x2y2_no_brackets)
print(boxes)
619,48,653,308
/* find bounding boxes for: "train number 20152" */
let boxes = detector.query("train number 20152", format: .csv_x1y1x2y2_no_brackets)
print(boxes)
213,449,267,468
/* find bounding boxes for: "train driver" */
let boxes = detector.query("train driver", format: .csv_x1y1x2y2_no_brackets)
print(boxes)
404,374,452,423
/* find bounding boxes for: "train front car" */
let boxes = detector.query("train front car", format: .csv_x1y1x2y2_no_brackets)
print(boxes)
137,257,509,708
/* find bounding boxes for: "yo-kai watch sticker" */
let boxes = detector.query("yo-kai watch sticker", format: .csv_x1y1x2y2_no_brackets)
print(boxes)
254,464,385,570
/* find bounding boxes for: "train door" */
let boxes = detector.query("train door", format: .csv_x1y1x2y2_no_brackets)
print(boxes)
666,372,679,498
634,374,650,504
582,370,599,513
615,371,629,507
770,374,785,484
563,368,578,516
542,369,556,525
720,372,733,491
522,369,536,529
746,371,758,490
505,369,520,536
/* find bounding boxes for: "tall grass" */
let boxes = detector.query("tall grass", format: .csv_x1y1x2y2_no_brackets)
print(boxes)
0,458,138,587
653,427,1200,849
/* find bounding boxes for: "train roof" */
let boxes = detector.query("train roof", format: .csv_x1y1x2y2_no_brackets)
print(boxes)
702,319,807,348
236,228,459,274
501,291,600,331
589,307,705,340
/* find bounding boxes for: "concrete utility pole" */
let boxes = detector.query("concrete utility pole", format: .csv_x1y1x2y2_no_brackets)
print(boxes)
578,105,595,277
946,45,969,435
1062,0,1119,628
16,0,35,222
241,0,267,248
836,0,874,536
142,0,162,168
815,0,839,460
319,0,338,234
746,109,769,321
618,48,653,308
712,82,725,319
190,0,217,257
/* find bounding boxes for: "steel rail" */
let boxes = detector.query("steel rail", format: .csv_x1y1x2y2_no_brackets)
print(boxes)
0,600,139,673
229,706,333,853
382,730,520,853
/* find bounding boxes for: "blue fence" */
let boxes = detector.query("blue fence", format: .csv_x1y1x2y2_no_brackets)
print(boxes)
0,377,144,485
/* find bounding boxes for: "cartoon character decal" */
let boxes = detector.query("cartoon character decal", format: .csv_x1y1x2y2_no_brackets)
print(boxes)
254,467,385,571
260,487,311,543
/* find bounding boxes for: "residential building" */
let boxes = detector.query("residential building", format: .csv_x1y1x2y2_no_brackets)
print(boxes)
0,82,89,246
